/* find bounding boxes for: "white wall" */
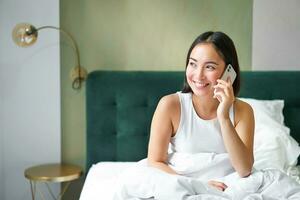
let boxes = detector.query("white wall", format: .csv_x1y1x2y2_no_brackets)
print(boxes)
252,0,300,70
0,0,60,199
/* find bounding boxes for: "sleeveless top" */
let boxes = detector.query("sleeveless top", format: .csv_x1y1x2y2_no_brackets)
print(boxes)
169,92,235,154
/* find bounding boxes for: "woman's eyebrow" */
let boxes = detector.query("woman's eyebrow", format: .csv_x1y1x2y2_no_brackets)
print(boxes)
189,57,219,65
189,57,198,62
204,61,219,65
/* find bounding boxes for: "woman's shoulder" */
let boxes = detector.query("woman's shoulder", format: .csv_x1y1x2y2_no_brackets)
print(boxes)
155,93,181,129
235,98,253,112
158,93,180,110
234,98,254,121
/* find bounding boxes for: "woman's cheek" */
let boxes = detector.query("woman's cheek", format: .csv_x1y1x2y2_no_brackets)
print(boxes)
186,70,193,83
211,74,220,85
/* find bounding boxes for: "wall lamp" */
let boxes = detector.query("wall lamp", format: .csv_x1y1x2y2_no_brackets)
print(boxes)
12,23,87,90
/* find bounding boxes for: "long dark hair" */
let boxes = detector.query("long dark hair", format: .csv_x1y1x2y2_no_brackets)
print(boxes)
182,31,241,96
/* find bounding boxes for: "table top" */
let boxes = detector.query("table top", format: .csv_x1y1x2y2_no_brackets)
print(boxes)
24,163,83,182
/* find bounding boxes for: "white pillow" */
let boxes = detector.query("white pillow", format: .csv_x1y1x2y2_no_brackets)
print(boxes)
238,98,300,172
239,98,284,125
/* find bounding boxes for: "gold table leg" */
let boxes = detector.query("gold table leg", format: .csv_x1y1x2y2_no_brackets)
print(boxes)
28,180,73,200
56,182,71,200
29,180,35,200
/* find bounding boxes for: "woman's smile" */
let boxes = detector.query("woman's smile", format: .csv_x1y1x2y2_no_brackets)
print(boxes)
192,80,210,89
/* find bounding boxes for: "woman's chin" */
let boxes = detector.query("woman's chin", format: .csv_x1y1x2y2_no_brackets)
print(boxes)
192,89,213,97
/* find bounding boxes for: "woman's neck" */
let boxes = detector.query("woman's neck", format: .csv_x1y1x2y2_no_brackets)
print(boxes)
192,93,219,120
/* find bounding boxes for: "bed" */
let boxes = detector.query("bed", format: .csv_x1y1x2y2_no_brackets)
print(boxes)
80,71,300,199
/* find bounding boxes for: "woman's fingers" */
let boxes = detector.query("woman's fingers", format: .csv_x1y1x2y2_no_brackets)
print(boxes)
214,79,234,98
208,180,228,191
208,180,228,189
214,85,230,97
217,77,232,84
213,90,225,102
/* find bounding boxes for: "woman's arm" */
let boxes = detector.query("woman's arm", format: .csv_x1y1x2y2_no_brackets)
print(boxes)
219,101,254,177
214,79,254,177
147,94,180,175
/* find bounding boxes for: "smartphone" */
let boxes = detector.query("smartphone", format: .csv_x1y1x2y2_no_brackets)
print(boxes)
221,64,236,84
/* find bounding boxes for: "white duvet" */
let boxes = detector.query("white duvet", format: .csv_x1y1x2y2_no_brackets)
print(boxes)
113,155,300,200
80,161,300,200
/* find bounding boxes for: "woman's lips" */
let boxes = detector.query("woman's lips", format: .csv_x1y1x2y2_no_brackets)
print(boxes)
193,81,209,88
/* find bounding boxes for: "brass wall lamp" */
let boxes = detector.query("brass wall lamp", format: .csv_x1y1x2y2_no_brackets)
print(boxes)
12,23,87,90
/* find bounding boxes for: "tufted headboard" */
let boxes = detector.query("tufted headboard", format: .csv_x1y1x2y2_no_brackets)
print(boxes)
86,71,300,170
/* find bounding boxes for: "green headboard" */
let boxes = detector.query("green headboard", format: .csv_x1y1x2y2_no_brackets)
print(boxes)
86,71,300,170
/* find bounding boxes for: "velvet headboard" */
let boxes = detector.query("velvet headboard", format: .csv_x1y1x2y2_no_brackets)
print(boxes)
86,71,300,170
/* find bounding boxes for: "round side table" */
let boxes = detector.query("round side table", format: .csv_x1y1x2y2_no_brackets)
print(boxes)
24,163,83,200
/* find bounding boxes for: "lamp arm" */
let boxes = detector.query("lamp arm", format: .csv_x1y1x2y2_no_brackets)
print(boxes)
36,26,85,90
37,26,81,67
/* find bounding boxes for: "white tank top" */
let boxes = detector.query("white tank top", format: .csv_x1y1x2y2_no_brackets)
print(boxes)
169,92,235,154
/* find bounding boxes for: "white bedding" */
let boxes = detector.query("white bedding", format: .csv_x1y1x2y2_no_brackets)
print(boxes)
80,161,300,200
113,164,300,200
79,162,136,200
80,160,300,200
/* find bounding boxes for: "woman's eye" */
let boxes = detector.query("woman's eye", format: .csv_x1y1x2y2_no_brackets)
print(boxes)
206,65,216,70
189,62,197,67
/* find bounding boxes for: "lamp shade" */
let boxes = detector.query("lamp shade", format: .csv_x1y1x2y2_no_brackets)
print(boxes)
12,23,38,47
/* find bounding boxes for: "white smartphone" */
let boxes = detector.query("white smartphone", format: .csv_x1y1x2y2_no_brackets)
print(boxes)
221,64,236,84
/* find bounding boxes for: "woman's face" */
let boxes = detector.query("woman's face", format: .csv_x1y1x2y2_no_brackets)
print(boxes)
186,43,226,97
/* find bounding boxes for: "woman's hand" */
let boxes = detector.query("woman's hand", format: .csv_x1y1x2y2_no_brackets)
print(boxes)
213,78,235,121
208,180,228,191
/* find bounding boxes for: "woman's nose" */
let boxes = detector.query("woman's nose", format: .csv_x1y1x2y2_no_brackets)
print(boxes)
195,66,205,80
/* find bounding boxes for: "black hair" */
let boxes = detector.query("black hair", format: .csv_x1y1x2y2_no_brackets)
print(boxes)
182,31,241,96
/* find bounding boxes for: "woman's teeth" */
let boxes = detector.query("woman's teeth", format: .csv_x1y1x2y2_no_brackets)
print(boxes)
194,81,208,87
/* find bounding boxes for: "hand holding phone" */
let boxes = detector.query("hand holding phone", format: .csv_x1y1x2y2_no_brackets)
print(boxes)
220,64,236,84
213,64,236,100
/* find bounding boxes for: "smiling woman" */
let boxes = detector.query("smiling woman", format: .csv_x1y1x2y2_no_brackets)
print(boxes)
110,31,257,199
146,31,254,182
